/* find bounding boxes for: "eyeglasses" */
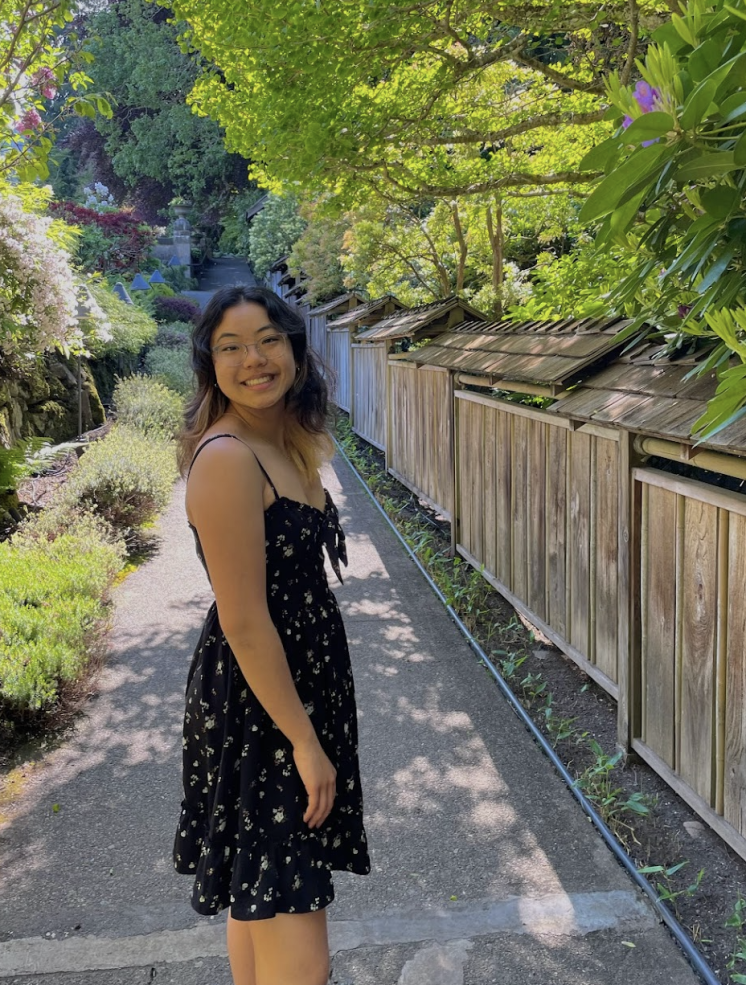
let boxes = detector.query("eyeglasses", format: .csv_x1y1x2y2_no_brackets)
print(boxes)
211,334,287,367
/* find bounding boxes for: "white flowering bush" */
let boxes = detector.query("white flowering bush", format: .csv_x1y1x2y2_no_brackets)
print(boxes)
0,190,81,354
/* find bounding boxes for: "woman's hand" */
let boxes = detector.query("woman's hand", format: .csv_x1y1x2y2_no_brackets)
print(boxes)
293,738,337,829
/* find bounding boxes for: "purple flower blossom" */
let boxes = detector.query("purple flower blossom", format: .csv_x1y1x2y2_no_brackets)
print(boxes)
16,108,42,132
622,80,663,146
633,80,660,113
678,304,692,319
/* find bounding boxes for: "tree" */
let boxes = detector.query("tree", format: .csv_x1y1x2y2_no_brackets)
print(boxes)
0,0,110,182
81,0,249,211
576,0,746,438
165,0,670,206
248,194,306,280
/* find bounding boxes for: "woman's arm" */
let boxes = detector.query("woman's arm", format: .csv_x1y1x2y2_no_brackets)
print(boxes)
187,437,335,827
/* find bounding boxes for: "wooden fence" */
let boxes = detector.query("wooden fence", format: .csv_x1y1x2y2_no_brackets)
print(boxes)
309,313,328,364
328,331,351,413
454,390,621,695
351,343,387,449
324,313,746,861
631,468,746,849
388,362,454,519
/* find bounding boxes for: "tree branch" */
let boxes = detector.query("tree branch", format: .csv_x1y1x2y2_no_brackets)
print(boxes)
414,108,607,147
512,51,604,94
621,0,640,86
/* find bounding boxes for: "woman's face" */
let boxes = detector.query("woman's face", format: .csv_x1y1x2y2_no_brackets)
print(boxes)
211,301,297,411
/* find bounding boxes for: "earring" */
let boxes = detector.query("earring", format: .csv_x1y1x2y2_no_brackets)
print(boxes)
295,365,300,375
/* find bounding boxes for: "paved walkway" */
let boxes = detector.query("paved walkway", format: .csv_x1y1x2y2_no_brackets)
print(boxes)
182,256,256,310
0,453,702,984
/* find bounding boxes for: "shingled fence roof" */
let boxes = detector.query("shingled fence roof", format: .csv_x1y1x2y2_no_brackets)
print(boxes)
355,296,487,342
403,315,630,392
548,344,746,454
329,295,407,330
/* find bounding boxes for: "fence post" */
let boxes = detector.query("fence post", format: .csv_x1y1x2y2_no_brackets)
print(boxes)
451,374,462,558
617,430,641,752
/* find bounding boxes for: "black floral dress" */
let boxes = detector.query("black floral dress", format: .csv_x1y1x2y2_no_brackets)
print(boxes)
174,434,370,920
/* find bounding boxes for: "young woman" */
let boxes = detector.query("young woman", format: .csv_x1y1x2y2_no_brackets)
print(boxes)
173,286,370,985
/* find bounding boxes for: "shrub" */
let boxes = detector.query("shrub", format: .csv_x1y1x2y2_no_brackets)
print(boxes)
61,424,178,530
49,201,157,275
153,295,201,325
88,281,158,356
144,345,194,396
0,508,125,712
113,374,184,437
155,321,191,348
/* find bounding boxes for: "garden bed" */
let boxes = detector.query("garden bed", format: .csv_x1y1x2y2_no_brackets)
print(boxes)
336,415,746,985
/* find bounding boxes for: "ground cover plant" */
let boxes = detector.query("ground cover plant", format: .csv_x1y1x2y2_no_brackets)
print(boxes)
0,506,125,747
336,414,746,984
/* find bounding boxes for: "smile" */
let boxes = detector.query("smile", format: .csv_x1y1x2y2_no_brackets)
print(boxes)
242,375,275,388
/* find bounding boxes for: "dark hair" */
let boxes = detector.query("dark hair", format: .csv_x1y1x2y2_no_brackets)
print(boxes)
178,286,333,477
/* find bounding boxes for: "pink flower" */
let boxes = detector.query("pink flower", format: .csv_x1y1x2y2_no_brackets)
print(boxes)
31,67,56,100
16,108,42,131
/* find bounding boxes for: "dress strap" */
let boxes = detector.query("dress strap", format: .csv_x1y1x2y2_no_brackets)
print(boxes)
188,433,280,501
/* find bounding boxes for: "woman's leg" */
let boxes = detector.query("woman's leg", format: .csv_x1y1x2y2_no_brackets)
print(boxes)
249,909,330,985
227,911,257,985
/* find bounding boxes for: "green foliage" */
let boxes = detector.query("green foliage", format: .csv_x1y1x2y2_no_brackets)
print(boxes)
0,1,112,184
574,739,654,841
0,506,125,712
576,0,746,439
113,374,184,436
218,188,266,256
288,200,347,303
84,0,248,207
87,281,158,356
726,896,746,983
0,437,65,494
248,194,306,280
60,423,178,530
508,244,640,321
164,0,663,206
144,344,194,396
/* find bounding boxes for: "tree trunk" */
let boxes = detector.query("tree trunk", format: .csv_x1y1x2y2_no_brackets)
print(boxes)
486,198,504,319
451,202,468,293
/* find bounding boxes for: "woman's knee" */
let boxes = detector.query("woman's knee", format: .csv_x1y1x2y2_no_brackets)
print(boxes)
251,909,329,985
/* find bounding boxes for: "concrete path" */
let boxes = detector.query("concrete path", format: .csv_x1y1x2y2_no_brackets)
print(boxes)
182,256,256,310
0,454,702,984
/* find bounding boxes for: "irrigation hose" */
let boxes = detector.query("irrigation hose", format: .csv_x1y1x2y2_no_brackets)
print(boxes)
334,439,720,985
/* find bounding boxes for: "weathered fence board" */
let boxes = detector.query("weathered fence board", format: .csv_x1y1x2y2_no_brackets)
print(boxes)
387,362,455,518
328,332,351,412
640,481,678,767
726,514,746,835
351,344,387,450
633,468,746,854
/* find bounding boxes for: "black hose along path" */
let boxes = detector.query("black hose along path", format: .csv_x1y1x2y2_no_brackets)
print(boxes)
333,439,720,985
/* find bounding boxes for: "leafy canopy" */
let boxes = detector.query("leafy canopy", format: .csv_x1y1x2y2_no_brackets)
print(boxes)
577,0,746,438
165,0,670,205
